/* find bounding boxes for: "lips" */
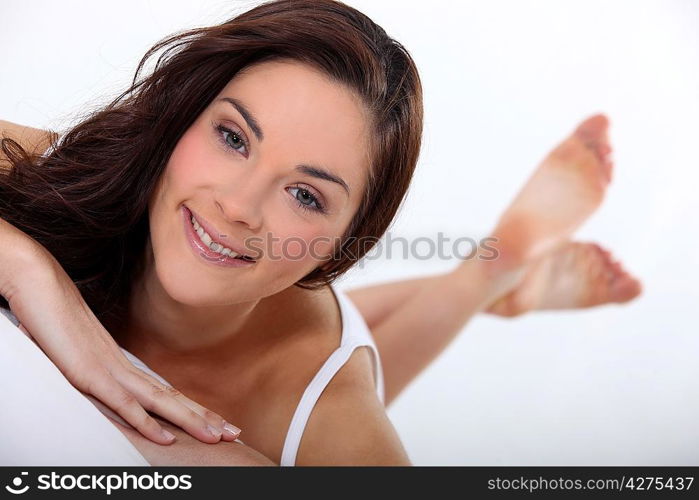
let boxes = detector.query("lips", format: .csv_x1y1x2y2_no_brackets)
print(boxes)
183,205,256,261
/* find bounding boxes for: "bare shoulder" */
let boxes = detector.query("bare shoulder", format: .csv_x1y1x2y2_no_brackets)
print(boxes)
295,344,411,465
0,119,57,168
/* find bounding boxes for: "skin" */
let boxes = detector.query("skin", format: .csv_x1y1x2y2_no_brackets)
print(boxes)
0,88,642,465
485,241,642,317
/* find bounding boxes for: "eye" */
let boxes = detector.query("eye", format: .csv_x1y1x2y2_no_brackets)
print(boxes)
214,123,249,157
287,185,326,214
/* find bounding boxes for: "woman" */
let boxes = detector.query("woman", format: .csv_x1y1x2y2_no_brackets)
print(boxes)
0,0,641,465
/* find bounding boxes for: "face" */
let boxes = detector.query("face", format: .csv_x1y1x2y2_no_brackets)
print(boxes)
146,59,371,306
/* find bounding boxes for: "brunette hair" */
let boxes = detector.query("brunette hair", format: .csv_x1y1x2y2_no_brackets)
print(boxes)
0,0,423,333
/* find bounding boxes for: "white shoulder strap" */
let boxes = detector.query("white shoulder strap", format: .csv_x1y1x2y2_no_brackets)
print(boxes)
279,342,376,466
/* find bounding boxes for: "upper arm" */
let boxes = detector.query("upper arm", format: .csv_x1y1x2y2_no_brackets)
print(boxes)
0,119,57,169
105,411,276,466
295,346,411,465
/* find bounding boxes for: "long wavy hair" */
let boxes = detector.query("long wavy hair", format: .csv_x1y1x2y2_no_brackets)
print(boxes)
0,0,423,334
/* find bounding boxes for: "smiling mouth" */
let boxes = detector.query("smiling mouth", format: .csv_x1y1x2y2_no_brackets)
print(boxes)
190,218,256,262
184,205,257,263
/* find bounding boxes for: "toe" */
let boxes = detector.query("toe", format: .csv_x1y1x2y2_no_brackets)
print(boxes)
610,275,643,303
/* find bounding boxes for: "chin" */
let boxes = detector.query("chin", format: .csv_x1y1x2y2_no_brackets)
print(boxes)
151,257,238,306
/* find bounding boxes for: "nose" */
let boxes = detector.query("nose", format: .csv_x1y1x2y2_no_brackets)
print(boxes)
215,181,265,233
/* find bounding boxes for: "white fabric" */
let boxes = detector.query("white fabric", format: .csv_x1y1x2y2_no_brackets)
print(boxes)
0,308,150,465
0,283,384,466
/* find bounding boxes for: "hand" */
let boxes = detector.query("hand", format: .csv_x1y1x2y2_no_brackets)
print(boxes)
1,232,242,446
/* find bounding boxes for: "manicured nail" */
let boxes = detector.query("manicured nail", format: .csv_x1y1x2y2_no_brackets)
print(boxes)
207,424,222,438
161,429,176,442
223,422,241,437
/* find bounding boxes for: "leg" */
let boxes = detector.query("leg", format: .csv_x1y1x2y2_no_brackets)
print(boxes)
0,311,151,466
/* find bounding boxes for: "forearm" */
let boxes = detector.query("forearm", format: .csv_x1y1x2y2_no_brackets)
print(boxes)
367,247,526,406
0,216,47,301
0,215,86,347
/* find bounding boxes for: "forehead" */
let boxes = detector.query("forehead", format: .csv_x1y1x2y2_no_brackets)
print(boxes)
212,59,371,200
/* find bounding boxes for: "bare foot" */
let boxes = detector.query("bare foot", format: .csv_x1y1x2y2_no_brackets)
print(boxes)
486,241,642,317
491,113,614,268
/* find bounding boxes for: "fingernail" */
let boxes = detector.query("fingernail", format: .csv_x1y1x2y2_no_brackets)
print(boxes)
161,429,176,442
207,424,222,438
223,422,241,437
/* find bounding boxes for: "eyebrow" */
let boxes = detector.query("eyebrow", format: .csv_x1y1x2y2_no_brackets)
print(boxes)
218,96,351,197
296,164,350,196
217,97,264,141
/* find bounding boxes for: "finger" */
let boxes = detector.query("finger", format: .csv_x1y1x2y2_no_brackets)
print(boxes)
105,413,139,438
87,371,177,445
111,362,230,435
117,369,227,444
169,393,241,441
220,423,243,442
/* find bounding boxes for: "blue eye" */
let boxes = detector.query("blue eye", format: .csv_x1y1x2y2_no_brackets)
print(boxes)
288,185,326,214
215,124,249,156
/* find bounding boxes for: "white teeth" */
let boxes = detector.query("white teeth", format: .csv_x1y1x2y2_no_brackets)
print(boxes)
200,231,213,246
189,214,241,258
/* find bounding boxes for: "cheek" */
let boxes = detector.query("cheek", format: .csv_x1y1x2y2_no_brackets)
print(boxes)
264,226,338,271
167,133,210,192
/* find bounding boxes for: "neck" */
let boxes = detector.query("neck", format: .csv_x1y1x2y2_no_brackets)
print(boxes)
117,247,263,360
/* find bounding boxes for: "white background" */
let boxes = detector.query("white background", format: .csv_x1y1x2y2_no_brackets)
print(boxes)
1,0,697,465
